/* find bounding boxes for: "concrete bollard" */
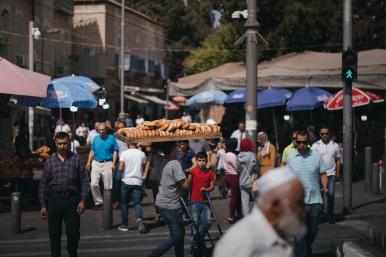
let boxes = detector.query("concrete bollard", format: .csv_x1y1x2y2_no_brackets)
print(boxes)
371,163,379,195
11,192,21,234
103,189,113,230
379,160,385,193
364,147,372,192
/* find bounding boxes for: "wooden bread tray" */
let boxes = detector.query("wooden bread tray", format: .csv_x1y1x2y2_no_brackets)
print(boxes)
114,133,222,143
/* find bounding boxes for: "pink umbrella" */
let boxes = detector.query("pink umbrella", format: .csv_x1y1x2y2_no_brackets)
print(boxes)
0,57,50,97
324,87,384,111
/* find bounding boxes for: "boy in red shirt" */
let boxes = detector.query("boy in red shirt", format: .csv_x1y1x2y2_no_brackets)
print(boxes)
189,151,215,254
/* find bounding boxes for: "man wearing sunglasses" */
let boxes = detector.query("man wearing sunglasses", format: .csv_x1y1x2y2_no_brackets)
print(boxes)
281,130,298,166
286,130,328,257
311,126,341,224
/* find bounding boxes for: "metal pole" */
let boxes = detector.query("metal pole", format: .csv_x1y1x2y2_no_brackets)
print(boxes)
119,0,125,116
165,83,169,119
245,0,259,151
343,0,353,211
371,162,379,195
11,192,21,234
364,147,372,192
384,127,386,192
28,21,34,150
103,189,113,230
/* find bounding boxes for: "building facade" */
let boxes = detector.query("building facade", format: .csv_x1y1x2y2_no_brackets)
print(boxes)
73,0,168,119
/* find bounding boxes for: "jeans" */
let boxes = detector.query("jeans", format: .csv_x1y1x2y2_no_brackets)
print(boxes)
150,208,185,257
47,192,80,257
295,203,322,257
191,202,211,249
120,183,143,225
321,175,335,216
240,187,253,216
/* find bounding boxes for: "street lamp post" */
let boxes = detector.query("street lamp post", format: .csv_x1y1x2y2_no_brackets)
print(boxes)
120,0,125,116
28,21,40,150
343,0,353,212
245,0,259,151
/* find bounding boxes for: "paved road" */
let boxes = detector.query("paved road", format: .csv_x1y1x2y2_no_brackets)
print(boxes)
0,181,385,257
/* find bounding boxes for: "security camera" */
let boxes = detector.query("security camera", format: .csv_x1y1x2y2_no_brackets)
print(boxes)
231,10,248,19
32,28,41,39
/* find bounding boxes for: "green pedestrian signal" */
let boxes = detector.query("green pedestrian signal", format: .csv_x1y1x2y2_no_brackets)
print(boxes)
345,69,353,79
341,49,357,82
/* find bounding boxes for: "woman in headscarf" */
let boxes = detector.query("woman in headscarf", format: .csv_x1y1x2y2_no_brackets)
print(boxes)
256,131,276,175
237,138,259,216
224,138,242,223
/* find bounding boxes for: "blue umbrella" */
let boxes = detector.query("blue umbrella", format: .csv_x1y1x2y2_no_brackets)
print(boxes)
51,75,101,93
256,88,293,151
257,88,292,109
225,89,246,104
187,90,228,108
287,87,331,111
18,81,97,108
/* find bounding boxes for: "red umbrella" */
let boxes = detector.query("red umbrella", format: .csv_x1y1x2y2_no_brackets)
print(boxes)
325,87,384,110
172,95,187,103
0,57,50,97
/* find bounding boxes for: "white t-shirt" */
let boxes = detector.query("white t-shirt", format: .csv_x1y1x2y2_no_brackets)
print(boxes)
119,148,147,186
136,117,144,125
86,129,99,145
181,115,192,122
311,139,341,176
55,124,71,134
76,126,89,138
230,129,247,152
217,148,225,170
71,140,80,154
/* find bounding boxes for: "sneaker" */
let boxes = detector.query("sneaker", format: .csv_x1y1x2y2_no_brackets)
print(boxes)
93,203,103,210
137,219,146,234
118,225,129,232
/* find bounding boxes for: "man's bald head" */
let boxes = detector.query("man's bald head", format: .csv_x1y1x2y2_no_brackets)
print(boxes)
256,167,306,239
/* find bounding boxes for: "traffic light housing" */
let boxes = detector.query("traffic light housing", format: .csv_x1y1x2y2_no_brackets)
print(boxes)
341,49,357,82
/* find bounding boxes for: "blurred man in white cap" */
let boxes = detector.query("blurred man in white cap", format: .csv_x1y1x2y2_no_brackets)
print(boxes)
213,166,306,257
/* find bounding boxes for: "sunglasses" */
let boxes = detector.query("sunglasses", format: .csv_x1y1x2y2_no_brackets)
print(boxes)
320,133,329,136
296,140,308,145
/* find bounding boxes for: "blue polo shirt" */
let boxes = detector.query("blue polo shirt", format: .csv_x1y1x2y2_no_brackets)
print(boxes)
287,149,326,204
91,134,118,161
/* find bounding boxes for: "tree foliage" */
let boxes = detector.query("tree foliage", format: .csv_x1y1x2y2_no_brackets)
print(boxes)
128,0,386,75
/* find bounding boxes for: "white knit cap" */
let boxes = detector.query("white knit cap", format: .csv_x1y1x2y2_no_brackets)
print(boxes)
255,166,297,194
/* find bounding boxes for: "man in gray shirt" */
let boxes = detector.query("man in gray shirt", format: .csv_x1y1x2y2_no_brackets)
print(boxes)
213,167,306,257
148,142,192,257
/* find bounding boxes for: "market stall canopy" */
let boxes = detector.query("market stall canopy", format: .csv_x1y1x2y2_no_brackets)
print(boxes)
0,57,50,97
186,89,228,108
168,49,386,96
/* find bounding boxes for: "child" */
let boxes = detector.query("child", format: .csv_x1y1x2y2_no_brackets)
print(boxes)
189,151,215,254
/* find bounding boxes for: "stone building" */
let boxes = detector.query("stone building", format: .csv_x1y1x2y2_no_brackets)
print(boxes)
0,0,74,76
73,0,168,119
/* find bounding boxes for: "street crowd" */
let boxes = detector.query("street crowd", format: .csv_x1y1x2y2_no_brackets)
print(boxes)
38,113,342,257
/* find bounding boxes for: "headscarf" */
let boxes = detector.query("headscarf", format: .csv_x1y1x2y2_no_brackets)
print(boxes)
257,131,270,157
240,138,254,152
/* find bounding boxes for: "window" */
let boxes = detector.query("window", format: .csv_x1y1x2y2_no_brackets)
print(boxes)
15,15,22,51
1,10,9,31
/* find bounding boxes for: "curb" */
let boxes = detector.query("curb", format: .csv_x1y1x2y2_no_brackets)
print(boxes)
333,240,375,257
